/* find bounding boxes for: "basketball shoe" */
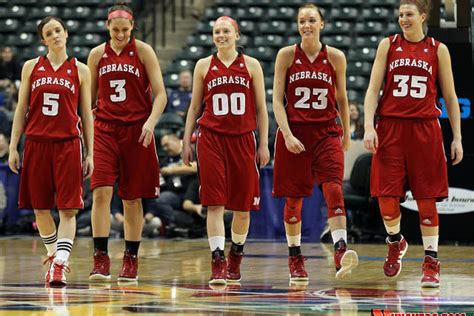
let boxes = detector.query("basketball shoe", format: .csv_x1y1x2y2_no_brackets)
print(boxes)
118,250,138,282
209,252,227,285
89,250,111,281
421,255,440,288
226,249,243,283
384,236,408,277
334,244,358,279
288,254,309,283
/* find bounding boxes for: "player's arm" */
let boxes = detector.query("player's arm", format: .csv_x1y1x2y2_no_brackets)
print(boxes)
77,61,94,178
138,41,167,147
328,46,350,151
8,59,35,174
272,46,305,154
246,55,269,168
182,57,209,166
437,43,463,165
87,44,104,109
363,37,390,153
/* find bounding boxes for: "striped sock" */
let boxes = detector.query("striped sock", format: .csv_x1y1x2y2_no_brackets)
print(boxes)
40,231,57,256
55,239,74,264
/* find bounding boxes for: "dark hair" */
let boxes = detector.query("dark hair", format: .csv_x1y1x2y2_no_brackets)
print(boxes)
108,1,134,19
400,0,432,33
297,4,325,23
37,16,67,40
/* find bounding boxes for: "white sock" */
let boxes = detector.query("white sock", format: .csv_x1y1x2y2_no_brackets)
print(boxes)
331,229,347,244
384,222,401,235
55,239,73,264
40,230,57,256
232,231,248,245
208,236,225,252
286,234,301,247
422,236,439,253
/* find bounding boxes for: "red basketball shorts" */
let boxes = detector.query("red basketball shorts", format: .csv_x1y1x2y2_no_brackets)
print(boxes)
91,120,160,200
371,117,448,200
273,121,344,198
196,128,260,211
19,138,84,210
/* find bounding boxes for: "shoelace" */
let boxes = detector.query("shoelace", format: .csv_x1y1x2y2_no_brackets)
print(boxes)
387,243,401,263
43,256,55,266
290,255,306,273
423,261,438,276
54,263,71,274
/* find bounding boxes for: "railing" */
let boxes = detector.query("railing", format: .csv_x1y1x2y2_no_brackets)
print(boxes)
135,0,191,48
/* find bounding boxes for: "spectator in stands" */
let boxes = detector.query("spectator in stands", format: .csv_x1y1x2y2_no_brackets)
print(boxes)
272,4,358,283
8,16,94,286
182,16,269,285
87,2,167,283
364,0,463,288
165,69,192,118
0,46,21,112
0,133,8,163
349,102,364,140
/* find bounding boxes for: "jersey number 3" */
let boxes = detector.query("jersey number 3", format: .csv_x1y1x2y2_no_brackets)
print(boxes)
110,79,126,102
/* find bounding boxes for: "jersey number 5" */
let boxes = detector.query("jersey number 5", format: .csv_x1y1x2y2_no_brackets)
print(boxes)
294,87,328,109
110,79,126,102
393,75,427,98
212,92,246,116
42,93,59,116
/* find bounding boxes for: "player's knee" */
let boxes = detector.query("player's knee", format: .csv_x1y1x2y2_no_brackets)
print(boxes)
322,182,346,218
417,199,439,227
284,197,303,224
378,196,400,221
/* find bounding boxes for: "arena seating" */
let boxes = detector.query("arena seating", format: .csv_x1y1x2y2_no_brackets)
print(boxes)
0,0,116,63
165,0,402,105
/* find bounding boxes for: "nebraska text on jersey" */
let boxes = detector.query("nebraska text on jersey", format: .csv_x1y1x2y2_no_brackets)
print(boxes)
389,58,433,75
31,77,75,93
98,63,140,77
207,75,250,91
288,71,333,85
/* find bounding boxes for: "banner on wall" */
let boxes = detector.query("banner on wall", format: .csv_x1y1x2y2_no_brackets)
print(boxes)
401,187,474,214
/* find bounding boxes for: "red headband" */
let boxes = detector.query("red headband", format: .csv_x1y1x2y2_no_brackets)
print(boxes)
108,10,133,21
215,16,239,33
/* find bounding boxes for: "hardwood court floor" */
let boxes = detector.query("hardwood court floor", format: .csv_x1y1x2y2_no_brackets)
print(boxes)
0,237,473,315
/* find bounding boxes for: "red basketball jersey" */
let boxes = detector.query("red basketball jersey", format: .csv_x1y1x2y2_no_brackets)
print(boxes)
25,56,80,141
95,38,152,124
378,34,441,119
198,53,257,135
285,44,338,123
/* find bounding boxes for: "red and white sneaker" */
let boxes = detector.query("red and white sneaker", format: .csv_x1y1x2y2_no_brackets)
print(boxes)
89,250,111,281
226,250,243,283
117,250,138,282
334,245,358,280
421,256,440,288
209,254,227,285
43,255,55,283
49,261,70,287
288,254,309,283
384,236,408,277
118,251,138,282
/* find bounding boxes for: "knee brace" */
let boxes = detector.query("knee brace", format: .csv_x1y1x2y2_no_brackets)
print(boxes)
378,197,400,221
322,182,346,218
417,199,439,227
284,197,303,224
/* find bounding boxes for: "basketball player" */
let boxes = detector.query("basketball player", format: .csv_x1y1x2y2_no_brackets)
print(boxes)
182,16,270,285
364,0,463,288
8,16,93,286
87,2,167,282
272,4,358,283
